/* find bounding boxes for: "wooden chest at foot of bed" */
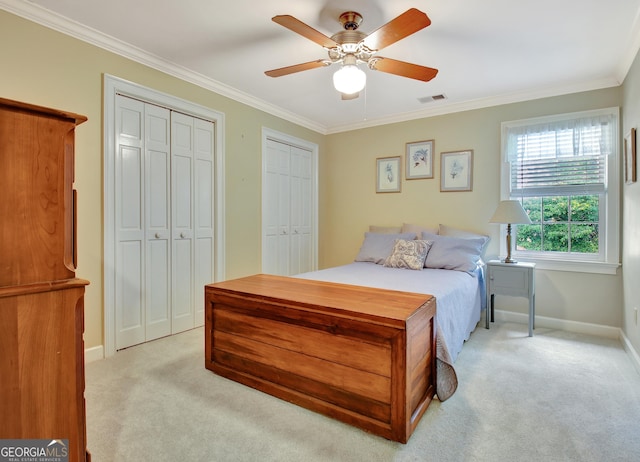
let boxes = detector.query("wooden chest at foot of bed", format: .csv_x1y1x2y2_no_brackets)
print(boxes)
204,274,436,443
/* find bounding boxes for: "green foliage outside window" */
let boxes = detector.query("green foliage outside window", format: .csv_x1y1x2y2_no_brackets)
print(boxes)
515,196,599,254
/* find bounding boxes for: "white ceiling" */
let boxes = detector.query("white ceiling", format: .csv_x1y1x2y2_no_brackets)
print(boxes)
5,0,640,133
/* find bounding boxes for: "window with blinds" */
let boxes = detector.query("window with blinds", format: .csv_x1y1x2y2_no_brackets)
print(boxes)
501,108,619,267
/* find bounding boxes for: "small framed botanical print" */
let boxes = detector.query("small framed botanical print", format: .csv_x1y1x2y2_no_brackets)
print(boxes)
376,156,401,193
405,140,434,179
440,150,473,192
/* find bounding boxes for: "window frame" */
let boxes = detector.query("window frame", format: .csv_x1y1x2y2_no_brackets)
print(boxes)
499,108,620,274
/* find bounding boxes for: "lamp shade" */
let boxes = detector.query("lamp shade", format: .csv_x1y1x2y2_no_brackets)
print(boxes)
333,64,366,95
489,200,532,224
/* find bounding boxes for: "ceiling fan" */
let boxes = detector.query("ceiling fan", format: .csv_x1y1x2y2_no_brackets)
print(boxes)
265,8,438,99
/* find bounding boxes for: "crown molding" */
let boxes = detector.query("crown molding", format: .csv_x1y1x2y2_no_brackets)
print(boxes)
327,77,621,134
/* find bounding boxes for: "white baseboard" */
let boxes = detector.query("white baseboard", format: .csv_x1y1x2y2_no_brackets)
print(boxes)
494,309,640,376
620,330,640,376
494,309,620,338
85,345,104,363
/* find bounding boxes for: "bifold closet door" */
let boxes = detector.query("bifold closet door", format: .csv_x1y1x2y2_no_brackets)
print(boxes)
115,96,213,349
115,96,171,349
263,139,291,276
171,112,214,332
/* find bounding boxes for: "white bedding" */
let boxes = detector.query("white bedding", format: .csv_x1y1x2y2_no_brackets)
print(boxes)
295,261,484,362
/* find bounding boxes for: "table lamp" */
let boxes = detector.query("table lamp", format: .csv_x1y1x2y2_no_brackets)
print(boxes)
489,200,532,263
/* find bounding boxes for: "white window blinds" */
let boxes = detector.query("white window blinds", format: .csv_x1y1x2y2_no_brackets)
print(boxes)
505,112,615,196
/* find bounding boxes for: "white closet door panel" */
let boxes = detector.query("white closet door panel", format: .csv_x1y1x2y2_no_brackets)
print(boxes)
146,239,170,338
194,237,212,325
118,145,143,237
299,233,312,272
172,238,193,333
116,241,145,349
115,95,146,349
194,118,214,325
290,233,300,275
173,156,193,234
145,104,171,340
264,170,279,239
118,102,143,141
263,234,278,274
277,232,290,275
171,112,195,332
289,146,313,274
264,139,289,275
147,150,169,230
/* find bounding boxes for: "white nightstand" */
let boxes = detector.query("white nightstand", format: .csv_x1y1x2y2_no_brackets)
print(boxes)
486,260,536,336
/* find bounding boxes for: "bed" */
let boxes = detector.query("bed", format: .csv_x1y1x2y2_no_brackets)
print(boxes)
296,261,484,363
204,226,487,443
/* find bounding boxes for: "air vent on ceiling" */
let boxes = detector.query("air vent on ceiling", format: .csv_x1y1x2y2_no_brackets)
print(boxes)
418,94,447,103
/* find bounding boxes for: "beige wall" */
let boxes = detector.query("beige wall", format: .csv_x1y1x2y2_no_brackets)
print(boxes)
1,9,633,353
324,89,624,328
0,10,325,349
622,48,640,355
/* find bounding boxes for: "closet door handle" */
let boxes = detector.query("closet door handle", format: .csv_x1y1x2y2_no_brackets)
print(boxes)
155,233,161,239
180,232,185,238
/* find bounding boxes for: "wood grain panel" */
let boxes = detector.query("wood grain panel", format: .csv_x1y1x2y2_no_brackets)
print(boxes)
0,98,85,287
213,330,391,403
213,351,391,422
0,282,88,461
214,307,392,376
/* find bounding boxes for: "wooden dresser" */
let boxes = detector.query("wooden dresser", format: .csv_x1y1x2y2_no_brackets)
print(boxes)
205,274,436,443
0,98,90,461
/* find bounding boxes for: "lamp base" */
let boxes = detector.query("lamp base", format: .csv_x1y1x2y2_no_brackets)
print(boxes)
502,257,518,264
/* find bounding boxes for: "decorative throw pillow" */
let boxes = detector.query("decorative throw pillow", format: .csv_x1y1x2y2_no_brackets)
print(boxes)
384,239,433,270
422,232,485,273
354,232,417,264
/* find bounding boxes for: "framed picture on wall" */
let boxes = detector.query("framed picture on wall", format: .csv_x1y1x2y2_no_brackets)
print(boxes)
376,156,401,193
625,128,636,184
405,140,434,179
440,150,473,192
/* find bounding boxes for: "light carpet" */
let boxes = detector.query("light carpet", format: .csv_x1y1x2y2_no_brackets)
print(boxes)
85,322,640,461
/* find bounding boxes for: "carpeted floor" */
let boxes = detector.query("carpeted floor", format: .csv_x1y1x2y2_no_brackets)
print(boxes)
85,322,640,461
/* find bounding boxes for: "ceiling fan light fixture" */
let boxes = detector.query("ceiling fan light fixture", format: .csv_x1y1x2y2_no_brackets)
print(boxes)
333,64,366,95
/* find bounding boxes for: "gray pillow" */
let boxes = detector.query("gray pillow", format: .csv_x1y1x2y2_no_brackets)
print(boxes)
354,232,417,264
438,224,490,252
422,232,485,273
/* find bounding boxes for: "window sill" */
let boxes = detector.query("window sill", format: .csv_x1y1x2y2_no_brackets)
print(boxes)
511,257,620,275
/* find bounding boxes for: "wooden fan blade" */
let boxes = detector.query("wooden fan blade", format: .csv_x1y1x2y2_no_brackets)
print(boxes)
265,59,329,77
272,15,340,49
370,57,438,82
361,8,431,51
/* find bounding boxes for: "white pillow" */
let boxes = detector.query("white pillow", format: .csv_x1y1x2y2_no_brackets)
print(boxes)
384,239,433,270
422,232,485,273
354,232,417,264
